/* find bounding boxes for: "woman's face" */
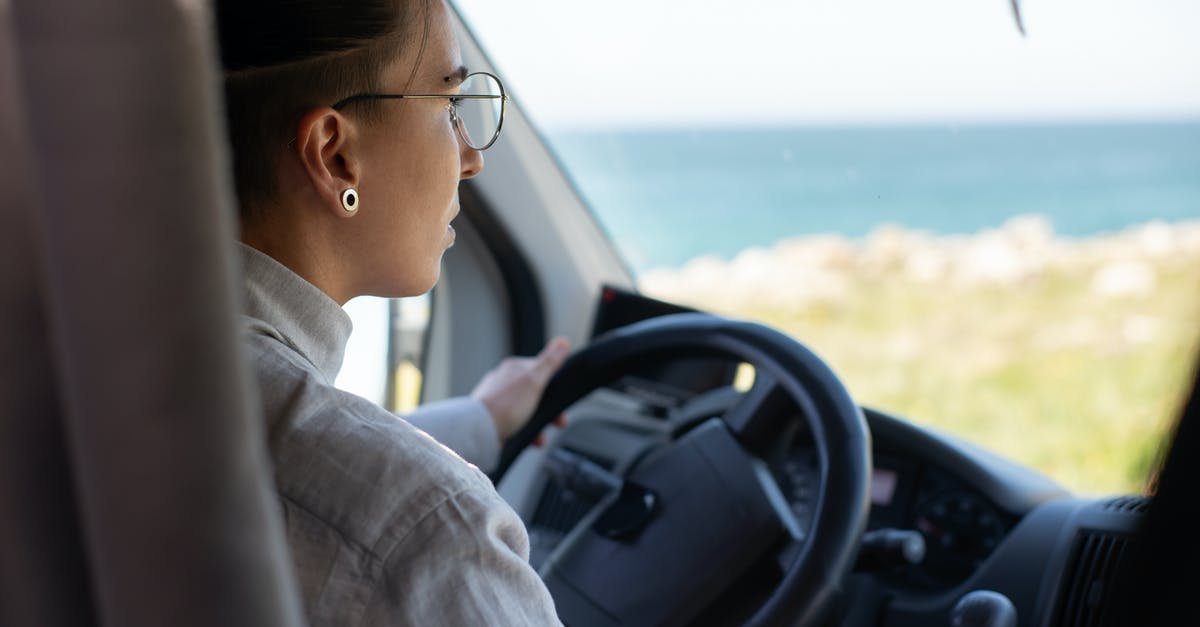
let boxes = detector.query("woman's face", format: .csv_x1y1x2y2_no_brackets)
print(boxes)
345,0,484,298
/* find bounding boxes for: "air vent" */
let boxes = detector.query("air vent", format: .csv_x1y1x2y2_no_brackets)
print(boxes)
1055,530,1135,627
531,481,598,534
1102,495,1150,515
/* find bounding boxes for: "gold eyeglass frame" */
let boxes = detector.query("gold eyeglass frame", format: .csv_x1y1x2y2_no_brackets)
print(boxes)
332,70,510,151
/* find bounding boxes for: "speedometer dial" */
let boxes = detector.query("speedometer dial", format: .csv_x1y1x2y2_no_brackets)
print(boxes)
913,490,1007,584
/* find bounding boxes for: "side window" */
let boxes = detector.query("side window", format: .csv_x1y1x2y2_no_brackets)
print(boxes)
337,294,431,414
388,295,431,413
453,0,1200,496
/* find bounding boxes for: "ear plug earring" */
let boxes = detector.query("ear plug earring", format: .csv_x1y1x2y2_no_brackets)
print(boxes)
341,188,359,213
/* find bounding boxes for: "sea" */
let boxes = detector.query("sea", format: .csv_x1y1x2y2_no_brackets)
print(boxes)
545,121,1200,274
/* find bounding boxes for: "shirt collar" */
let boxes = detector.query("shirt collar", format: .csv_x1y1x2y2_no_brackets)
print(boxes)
238,242,352,381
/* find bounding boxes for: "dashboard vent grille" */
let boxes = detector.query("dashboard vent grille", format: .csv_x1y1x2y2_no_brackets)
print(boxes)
531,482,597,534
1055,530,1135,627
1101,495,1150,515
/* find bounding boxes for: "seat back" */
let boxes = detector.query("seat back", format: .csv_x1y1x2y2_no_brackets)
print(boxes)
0,1,304,625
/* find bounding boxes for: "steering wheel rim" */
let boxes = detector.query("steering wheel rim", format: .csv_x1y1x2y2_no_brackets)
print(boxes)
492,313,871,626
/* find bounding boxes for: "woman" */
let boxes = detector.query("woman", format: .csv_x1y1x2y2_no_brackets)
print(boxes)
217,0,564,623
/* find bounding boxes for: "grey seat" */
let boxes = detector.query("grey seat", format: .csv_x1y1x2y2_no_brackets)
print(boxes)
0,2,303,625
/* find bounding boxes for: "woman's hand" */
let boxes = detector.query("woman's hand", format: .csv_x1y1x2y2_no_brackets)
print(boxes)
471,337,570,442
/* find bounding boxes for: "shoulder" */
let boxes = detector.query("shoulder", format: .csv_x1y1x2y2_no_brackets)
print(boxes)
242,322,495,555
363,485,561,626
240,315,315,383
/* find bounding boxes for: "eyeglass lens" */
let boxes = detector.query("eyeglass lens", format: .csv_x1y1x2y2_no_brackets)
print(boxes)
455,73,504,149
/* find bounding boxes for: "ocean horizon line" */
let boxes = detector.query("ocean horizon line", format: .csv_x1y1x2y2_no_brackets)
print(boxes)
543,116,1200,135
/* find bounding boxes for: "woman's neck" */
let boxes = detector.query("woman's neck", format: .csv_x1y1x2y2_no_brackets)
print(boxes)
239,212,354,306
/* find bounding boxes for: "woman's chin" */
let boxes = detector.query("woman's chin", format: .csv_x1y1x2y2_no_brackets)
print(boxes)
416,264,443,295
363,264,441,300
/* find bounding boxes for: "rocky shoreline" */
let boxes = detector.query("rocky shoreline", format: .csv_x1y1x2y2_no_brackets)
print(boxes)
640,216,1200,311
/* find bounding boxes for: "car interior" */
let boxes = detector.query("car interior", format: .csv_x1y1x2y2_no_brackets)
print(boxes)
1,2,1194,627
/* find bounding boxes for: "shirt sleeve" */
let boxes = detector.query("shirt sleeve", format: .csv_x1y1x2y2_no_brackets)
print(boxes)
362,486,563,626
402,397,500,472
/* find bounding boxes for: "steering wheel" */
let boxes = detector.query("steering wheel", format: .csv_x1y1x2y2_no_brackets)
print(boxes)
491,313,871,626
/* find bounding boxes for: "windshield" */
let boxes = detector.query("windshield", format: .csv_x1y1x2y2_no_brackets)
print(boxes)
453,0,1200,496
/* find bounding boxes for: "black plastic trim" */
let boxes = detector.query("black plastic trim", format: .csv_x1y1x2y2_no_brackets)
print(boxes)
457,179,546,357
864,407,1070,516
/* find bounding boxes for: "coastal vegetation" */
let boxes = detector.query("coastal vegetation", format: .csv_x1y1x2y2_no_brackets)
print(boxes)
640,216,1200,495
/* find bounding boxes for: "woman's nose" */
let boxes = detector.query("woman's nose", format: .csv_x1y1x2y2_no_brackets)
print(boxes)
460,141,484,179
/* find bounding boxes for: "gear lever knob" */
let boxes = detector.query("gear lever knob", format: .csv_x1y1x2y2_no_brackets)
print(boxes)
950,590,1017,627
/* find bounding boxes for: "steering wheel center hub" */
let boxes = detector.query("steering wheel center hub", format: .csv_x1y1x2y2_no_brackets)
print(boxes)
542,419,787,626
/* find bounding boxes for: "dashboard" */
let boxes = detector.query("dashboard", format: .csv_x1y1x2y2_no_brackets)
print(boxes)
501,375,1148,627
858,452,1017,589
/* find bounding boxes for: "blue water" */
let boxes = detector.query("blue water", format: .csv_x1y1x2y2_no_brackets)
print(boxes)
546,122,1200,273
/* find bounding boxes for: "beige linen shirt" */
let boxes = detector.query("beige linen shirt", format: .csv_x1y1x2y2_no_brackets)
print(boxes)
238,244,561,626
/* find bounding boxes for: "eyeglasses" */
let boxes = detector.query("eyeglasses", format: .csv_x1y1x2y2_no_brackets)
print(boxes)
332,71,509,151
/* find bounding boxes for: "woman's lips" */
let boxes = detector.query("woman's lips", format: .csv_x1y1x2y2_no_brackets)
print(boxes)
446,206,459,246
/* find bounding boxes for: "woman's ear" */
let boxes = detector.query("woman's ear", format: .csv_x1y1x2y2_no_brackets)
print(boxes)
294,107,361,218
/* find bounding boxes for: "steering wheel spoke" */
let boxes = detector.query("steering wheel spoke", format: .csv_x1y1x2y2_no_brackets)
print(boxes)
751,458,807,542
724,372,795,454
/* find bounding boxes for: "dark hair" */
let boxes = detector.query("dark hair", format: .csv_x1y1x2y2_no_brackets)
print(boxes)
216,0,432,219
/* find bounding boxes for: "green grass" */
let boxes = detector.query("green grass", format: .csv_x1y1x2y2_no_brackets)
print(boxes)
660,254,1200,496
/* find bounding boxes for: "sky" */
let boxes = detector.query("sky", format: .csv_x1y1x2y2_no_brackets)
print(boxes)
452,0,1200,128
